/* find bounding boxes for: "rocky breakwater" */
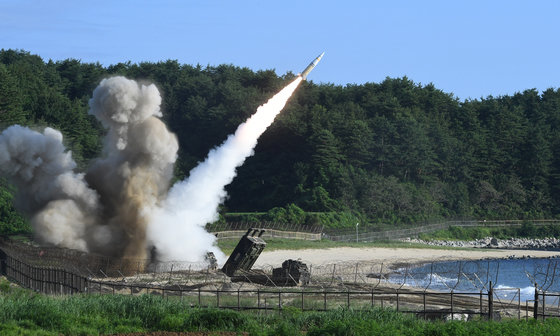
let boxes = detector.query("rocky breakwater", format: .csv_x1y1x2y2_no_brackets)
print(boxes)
402,237,560,250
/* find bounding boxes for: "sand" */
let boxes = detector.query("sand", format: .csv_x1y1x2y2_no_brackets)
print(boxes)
253,247,560,269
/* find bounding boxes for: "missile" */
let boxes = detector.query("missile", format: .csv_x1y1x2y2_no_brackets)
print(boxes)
300,52,325,80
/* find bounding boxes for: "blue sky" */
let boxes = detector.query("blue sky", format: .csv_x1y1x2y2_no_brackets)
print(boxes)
1,0,559,100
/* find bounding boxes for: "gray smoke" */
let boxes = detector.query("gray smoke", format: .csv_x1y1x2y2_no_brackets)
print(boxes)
0,126,99,251
0,76,182,260
0,75,301,265
85,77,179,259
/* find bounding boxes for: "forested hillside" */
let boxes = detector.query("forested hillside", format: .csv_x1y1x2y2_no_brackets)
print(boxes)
1,49,559,233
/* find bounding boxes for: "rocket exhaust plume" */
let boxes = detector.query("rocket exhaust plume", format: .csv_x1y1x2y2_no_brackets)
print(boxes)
148,77,303,263
0,75,302,266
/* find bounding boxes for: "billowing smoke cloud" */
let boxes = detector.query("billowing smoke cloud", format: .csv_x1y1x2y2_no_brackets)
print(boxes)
85,77,179,259
0,126,100,251
0,75,301,265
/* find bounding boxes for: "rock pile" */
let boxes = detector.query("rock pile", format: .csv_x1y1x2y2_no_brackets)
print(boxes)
401,237,560,250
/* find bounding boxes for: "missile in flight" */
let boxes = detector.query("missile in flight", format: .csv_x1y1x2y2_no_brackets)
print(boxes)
300,52,325,80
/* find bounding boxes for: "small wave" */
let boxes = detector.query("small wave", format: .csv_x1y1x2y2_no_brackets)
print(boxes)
494,285,535,300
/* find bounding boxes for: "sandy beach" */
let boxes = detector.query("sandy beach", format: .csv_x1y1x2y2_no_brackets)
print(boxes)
254,247,560,269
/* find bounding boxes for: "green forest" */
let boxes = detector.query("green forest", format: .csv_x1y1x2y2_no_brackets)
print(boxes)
1,49,560,233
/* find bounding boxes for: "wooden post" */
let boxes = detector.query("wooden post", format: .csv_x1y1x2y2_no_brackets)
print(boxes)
423,293,427,319
534,287,539,320
488,281,494,321
542,291,546,320
518,288,521,320
480,290,483,317
450,291,454,320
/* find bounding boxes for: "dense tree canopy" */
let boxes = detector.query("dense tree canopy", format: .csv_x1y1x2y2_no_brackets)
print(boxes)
1,49,560,233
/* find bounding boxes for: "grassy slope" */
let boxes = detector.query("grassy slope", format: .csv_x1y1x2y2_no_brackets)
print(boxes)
1,281,560,336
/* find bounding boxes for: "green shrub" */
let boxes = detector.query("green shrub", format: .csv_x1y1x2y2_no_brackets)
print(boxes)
184,309,248,331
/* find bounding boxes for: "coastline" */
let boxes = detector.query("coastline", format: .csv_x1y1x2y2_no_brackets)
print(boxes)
254,246,560,270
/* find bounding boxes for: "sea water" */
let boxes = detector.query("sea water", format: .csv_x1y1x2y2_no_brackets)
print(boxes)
389,258,560,302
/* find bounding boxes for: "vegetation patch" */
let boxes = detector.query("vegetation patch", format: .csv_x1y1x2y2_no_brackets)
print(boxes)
2,289,560,335
420,222,560,241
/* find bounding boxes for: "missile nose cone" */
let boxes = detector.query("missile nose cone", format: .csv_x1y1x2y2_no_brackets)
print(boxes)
301,52,325,80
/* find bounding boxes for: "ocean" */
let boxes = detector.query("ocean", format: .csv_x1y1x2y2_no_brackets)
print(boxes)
389,257,560,302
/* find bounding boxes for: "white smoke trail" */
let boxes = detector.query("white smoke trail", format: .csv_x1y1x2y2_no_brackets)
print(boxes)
147,77,303,263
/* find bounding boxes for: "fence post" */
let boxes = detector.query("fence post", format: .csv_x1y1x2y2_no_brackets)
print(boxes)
216,289,220,308
479,290,483,316
450,291,454,320
542,291,546,320
534,287,539,320
518,288,521,320
0,248,6,275
488,281,494,321
423,292,426,319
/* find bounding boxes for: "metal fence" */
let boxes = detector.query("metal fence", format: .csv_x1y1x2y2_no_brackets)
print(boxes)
3,253,86,294
2,243,558,320
536,291,560,319
207,222,323,234
207,219,560,242
83,280,511,320
214,229,321,240
320,220,560,243
4,222,560,319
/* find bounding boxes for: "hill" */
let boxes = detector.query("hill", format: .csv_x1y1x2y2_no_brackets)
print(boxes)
1,49,560,233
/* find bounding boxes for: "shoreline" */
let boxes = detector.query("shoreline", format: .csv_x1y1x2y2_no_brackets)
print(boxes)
254,246,560,270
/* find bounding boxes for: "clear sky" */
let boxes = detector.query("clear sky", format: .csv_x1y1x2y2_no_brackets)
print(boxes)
1,0,559,100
